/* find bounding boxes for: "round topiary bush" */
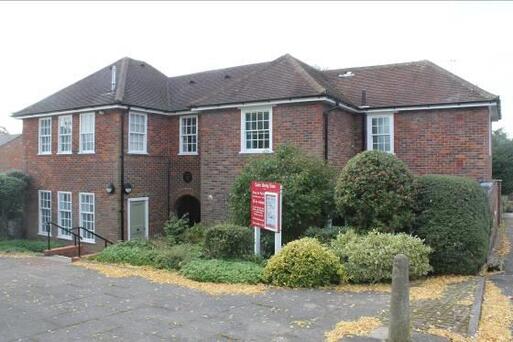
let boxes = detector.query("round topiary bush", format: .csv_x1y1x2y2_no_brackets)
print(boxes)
413,175,491,275
262,238,342,287
229,145,336,243
331,230,432,283
334,150,416,233
203,224,253,259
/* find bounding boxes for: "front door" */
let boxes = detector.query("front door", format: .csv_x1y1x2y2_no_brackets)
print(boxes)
128,198,148,240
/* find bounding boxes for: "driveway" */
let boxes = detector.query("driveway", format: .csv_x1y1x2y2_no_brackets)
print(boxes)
0,256,387,341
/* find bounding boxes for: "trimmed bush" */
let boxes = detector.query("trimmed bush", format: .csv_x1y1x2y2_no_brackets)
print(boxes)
182,223,207,245
334,151,416,233
263,238,342,287
229,144,336,243
331,230,432,283
413,175,491,275
203,224,252,259
180,259,263,284
303,226,349,244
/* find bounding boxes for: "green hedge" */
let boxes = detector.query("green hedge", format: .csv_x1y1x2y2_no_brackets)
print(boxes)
413,175,491,275
263,238,342,287
0,239,63,253
331,230,432,283
180,259,263,284
334,151,416,233
203,224,253,259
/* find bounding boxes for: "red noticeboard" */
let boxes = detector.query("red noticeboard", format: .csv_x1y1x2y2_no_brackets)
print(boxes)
250,181,282,232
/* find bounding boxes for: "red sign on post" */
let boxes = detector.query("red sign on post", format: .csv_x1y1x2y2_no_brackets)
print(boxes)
250,181,282,232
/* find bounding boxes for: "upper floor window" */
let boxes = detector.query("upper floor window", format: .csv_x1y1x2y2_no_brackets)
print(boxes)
241,107,272,153
367,113,394,153
179,115,198,155
38,190,51,235
58,115,72,154
38,117,52,154
80,112,95,153
128,112,147,154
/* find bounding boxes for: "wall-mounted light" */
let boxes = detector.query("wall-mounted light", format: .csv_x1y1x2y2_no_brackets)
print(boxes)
124,183,133,194
106,183,115,194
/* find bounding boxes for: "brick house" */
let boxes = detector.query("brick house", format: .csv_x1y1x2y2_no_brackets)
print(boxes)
0,133,24,172
9,54,500,248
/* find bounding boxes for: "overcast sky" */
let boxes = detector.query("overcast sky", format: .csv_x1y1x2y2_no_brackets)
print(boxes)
0,1,511,136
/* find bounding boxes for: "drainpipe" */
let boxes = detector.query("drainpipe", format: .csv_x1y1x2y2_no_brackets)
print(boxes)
323,103,339,161
119,108,128,241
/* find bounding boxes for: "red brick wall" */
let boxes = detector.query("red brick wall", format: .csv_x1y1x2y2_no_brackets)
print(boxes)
394,107,491,180
326,107,363,171
0,135,25,172
22,110,201,248
23,110,122,248
200,102,329,223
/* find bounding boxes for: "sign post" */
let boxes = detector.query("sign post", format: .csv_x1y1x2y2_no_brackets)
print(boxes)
250,181,283,256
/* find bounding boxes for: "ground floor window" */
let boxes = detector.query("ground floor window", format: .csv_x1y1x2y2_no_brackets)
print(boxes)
58,192,72,239
38,190,51,235
79,192,95,242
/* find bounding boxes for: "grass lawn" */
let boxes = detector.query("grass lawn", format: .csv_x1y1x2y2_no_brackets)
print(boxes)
0,239,64,253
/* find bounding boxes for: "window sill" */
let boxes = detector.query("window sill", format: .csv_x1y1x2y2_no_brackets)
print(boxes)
178,152,198,156
81,238,96,244
38,152,52,156
57,235,73,241
78,151,95,155
239,149,273,154
128,151,149,155
57,152,72,155
38,232,50,237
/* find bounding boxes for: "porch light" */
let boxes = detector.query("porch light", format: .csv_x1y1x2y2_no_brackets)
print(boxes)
124,183,133,194
106,183,115,194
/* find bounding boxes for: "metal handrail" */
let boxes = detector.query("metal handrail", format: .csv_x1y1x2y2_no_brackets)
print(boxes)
71,226,114,248
45,222,83,257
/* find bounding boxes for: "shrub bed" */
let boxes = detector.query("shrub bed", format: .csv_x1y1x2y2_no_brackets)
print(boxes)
303,226,348,244
180,259,263,284
413,175,491,275
263,238,342,287
203,224,252,259
94,240,201,270
331,230,432,283
334,151,416,233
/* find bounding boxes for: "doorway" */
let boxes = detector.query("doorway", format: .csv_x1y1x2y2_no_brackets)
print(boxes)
128,197,149,240
175,195,201,225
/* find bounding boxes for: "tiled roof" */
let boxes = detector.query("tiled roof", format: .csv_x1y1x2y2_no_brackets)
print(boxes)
12,55,498,117
0,133,21,146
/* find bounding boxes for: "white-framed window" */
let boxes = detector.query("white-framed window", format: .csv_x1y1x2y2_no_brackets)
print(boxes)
128,112,147,154
57,192,72,239
367,113,394,153
38,190,51,235
79,192,95,243
38,117,52,154
179,115,198,155
79,112,95,153
58,115,72,154
240,106,272,153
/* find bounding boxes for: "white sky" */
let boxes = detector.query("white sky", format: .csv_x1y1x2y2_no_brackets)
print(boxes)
0,1,511,136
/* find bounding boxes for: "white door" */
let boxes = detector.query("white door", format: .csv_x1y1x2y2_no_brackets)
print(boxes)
128,198,148,240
